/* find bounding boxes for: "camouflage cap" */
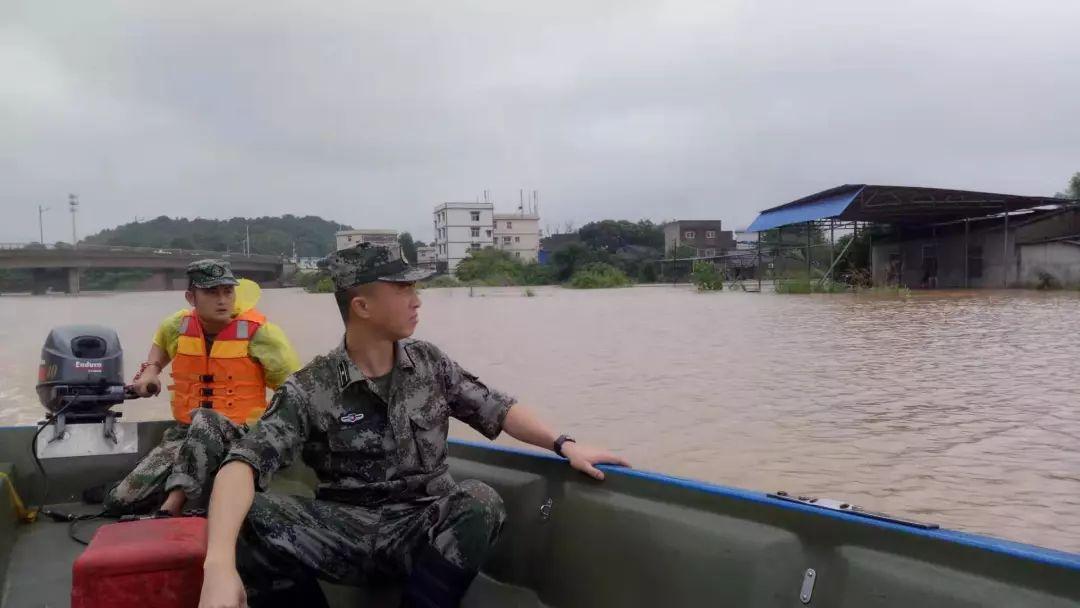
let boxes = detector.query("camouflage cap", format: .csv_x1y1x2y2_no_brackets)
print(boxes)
321,242,435,291
186,259,239,288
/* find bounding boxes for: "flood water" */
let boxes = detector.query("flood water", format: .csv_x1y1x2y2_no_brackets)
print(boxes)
1,286,1078,553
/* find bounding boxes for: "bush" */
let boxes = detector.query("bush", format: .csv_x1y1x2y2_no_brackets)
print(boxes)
421,275,462,288
568,263,632,289
456,249,524,283
855,285,912,297
774,278,848,294
519,263,557,286
1036,271,1061,290
302,276,334,293
453,249,558,286
293,271,321,289
690,261,723,291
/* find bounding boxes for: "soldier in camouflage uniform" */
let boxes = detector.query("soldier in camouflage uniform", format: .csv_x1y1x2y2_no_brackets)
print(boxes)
198,243,629,608
104,259,300,515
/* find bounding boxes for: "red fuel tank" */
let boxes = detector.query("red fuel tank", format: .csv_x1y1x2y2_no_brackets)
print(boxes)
72,517,207,608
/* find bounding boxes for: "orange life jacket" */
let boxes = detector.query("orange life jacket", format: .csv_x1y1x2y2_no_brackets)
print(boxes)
168,308,268,425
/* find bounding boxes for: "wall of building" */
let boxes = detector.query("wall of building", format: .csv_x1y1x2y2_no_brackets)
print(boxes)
1017,242,1080,287
871,227,1013,288
867,209,1080,288
493,214,540,263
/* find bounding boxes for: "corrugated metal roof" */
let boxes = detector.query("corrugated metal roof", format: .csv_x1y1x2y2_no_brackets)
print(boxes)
747,185,1067,231
747,187,862,232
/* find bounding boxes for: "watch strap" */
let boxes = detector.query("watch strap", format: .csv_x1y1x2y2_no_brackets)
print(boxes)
554,434,576,458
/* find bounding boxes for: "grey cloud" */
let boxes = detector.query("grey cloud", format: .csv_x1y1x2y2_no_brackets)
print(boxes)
1,0,1078,243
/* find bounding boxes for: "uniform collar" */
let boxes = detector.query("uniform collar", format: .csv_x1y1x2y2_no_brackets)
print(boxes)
332,336,415,390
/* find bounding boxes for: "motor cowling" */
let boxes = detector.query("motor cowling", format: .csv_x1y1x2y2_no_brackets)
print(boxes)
36,325,126,418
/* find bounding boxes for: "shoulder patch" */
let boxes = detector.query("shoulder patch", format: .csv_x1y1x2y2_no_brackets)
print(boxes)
338,359,351,389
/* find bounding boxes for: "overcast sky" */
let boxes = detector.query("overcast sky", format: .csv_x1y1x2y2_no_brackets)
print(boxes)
2,0,1078,244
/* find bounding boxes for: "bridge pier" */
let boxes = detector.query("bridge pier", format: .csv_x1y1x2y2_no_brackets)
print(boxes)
31,270,47,295
67,268,81,295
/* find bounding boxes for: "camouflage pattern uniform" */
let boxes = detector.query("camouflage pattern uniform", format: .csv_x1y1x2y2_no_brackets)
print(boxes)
103,409,245,513
104,259,293,514
222,244,512,602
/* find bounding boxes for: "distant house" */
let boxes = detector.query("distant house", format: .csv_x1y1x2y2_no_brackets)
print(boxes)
662,221,736,257
292,256,322,271
493,213,541,263
733,230,759,250
416,245,437,270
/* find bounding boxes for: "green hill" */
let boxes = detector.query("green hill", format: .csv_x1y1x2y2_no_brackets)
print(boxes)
84,215,352,258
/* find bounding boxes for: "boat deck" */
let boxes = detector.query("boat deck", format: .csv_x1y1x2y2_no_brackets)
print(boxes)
1,502,545,608
3,424,1080,608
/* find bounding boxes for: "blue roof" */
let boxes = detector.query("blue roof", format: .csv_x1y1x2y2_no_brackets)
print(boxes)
747,187,863,232
746,184,1064,232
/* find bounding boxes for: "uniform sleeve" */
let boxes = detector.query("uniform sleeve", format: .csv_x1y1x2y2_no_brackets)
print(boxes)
441,352,516,440
152,310,187,359
222,380,310,491
248,321,302,389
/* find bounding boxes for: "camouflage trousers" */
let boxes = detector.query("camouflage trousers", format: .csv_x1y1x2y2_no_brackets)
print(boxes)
103,409,246,514
236,479,506,592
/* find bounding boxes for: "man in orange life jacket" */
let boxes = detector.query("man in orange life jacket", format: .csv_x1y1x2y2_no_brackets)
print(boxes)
104,259,300,515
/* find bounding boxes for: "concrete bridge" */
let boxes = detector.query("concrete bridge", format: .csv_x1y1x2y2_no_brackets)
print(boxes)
0,244,285,294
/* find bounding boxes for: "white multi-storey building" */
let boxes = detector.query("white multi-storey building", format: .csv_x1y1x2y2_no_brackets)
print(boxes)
493,213,541,263
433,202,495,272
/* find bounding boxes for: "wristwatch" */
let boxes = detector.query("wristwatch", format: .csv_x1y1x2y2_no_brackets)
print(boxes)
553,434,576,458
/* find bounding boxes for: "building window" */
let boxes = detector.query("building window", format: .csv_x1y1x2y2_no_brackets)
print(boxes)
685,231,695,240
705,249,715,257
486,229,492,237
471,227,480,238
515,251,521,258
506,221,513,229
471,211,480,222
347,236,353,242
515,236,521,243
967,244,983,279
503,236,512,244
706,230,716,239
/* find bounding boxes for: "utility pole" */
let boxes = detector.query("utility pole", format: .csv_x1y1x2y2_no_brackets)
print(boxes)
68,194,79,248
38,205,49,244
245,225,251,256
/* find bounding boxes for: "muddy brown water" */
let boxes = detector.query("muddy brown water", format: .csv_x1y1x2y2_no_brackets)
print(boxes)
2,286,1078,553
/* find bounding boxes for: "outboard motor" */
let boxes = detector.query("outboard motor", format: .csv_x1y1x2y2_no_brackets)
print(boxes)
36,325,132,442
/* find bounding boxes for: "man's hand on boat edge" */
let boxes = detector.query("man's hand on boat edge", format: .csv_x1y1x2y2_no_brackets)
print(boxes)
499,403,631,480
560,441,631,481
